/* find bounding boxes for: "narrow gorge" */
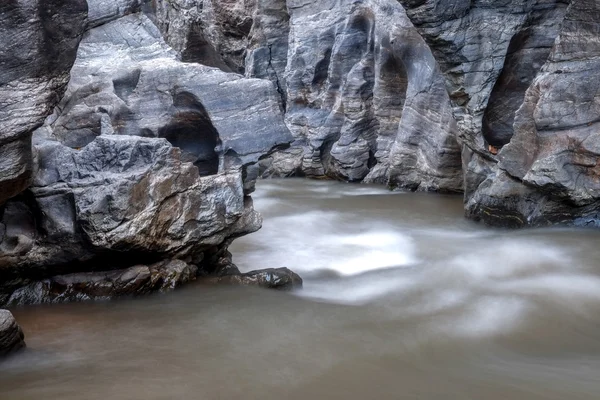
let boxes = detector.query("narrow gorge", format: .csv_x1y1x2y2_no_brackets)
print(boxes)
1,1,600,398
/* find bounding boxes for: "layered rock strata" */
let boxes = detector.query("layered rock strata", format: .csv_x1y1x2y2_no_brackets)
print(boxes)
0,3,295,305
0,0,87,205
398,0,600,226
150,0,464,192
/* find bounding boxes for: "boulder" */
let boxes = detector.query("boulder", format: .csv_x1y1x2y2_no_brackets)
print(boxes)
200,267,303,291
0,10,294,304
0,310,25,357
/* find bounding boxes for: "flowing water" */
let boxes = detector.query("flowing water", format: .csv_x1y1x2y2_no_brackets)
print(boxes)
2,179,600,399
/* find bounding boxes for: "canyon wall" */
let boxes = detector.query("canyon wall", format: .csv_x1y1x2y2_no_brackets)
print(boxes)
0,0,295,307
1,0,600,310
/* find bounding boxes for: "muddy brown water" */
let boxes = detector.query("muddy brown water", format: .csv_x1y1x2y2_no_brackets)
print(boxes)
2,179,600,399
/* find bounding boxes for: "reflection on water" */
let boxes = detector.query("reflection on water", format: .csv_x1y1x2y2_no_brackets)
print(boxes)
2,179,600,399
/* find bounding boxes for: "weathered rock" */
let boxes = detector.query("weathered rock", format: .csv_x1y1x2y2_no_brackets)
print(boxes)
200,267,303,291
0,0,87,205
47,12,292,181
466,0,600,226
397,0,600,226
256,0,463,191
5,260,197,305
151,0,257,74
0,310,25,357
0,9,294,304
150,0,463,191
0,135,262,300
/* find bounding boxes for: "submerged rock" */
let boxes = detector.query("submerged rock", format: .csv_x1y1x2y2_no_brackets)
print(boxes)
0,310,25,357
200,267,303,291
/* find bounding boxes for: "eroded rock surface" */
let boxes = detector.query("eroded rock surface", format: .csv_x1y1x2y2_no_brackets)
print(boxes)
6,260,198,305
0,310,25,357
0,0,87,205
398,0,600,226
149,0,463,192
200,267,303,291
0,6,294,304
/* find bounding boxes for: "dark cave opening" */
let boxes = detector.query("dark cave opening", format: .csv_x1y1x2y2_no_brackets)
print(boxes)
159,110,220,177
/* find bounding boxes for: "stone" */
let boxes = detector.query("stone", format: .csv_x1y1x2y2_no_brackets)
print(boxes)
151,0,257,74
200,267,303,291
398,0,600,226
0,0,87,205
260,0,462,191
0,9,294,304
0,310,25,357
5,260,198,305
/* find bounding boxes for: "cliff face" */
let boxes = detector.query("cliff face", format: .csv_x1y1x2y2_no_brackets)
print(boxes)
0,0,87,205
0,0,293,305
153,0,463,191
398,0,600,226
1,0,599,304
151,0,600,225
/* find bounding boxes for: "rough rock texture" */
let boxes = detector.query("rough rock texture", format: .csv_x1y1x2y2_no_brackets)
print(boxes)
0,7,294,304
398,0,600,226
200,267,303,291
264,0,463,191
0,310,25,357
150,0,463,192
5,260,197,305
151,0,257,74
0,0,87,205
3,0,600,309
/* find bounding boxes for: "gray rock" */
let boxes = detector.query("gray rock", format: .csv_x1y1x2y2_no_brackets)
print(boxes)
48,13,292,186
151,0,256,73
0,8,295,304
0,310,25,357
0,0,87,205
6,260,198,305
398,0,600,226
467,0,600,226
149,0,462,191
259,0,462,191
200,267,303,291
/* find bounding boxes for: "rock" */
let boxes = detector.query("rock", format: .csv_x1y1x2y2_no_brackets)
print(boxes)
200,267,303,291
0,0,87,205
151,0,257,74
466,0,600,226
149,0,462,192
5,260,198,305
258,0,462,191
0,9,293,304
0,310,25,357
397,0,600,226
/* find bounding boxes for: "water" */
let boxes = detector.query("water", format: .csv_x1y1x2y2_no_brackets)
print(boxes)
2,179,600,399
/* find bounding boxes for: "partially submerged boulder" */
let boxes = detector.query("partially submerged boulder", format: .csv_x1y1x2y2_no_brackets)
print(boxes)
200,267,303,291
0,310,25,357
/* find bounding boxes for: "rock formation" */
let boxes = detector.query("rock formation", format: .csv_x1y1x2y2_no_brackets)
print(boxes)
151,0,464,191
1,0,600,308
398,0,600,226
0,1,294,305
0,310,25,356
0,0,87,205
